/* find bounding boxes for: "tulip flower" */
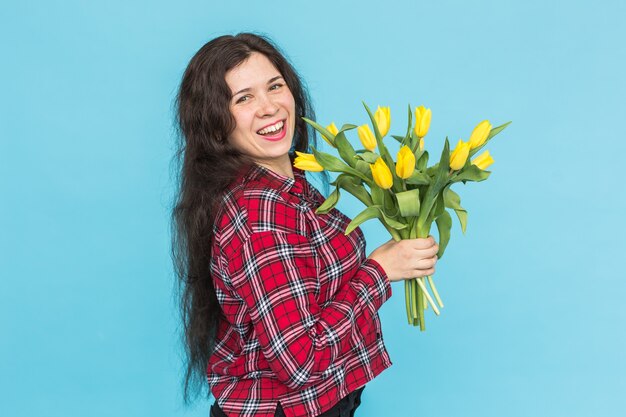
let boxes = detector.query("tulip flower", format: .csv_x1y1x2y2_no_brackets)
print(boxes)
294,151,324,172
318,122,339,148
468,120,492,150
396,145,416,179
471,150,494,170
327,122,338,136
449,139,471,171
414,105,432,138
357,124,377,151
374,106,391,137
370,157,393,189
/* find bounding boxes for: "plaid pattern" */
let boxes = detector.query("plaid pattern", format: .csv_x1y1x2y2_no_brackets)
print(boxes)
208,162,393,417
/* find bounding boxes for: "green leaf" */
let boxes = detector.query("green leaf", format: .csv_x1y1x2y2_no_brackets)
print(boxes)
406,170,430,185
426,192,445,226
435,210,452,259
487,121,512,140
333,131,358,168
302,117,336,147
315,186,340,214
468,121,512,157
404,103,413,146
338,124,358,132
310,146,371,183
310,146,351,171
443,187,468,234
356,151,380,164
382,189,399,218
452,165,491,183
355,159,373,179
345,206,380,235
391,135,405,143
396,189,420,217
336,174,373,206
345,205,407,235
455,209,468,234
443,187,462,210
418,139,451,228
370,184,385,206
417,150,429,171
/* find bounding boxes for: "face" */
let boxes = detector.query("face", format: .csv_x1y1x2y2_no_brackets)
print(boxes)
225,52,296,174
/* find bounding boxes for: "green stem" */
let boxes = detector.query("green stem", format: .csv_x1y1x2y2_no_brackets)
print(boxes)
383,222,402,242
411,279,419,320
416,277,440,315
427,275,444,308
404,280,412,325
417,281,425,331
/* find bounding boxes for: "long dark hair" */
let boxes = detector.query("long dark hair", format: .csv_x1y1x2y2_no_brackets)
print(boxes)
171,32,330,405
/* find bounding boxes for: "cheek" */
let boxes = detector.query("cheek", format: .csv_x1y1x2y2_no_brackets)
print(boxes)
231,109,253,133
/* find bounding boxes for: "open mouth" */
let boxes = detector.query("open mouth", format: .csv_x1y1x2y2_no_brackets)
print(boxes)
256,119,285,136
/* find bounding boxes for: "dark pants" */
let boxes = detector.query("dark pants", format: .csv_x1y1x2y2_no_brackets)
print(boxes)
210,386,365,417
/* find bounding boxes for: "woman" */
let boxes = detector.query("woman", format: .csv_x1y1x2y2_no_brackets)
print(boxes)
172,33,439,417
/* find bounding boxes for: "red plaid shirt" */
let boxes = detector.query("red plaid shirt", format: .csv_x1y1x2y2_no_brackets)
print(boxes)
208,161,393,417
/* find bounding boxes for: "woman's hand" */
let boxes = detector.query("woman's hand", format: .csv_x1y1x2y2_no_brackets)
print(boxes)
367,236,439,282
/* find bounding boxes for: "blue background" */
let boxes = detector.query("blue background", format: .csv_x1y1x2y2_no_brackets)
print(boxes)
2,0,625,416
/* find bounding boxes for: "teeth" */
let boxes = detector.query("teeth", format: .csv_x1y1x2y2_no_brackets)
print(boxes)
257,120,284,135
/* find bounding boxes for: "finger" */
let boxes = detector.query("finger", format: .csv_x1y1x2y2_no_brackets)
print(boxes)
412,267,436,279
412,237,436,250
415,258,437,271
415,245,439,258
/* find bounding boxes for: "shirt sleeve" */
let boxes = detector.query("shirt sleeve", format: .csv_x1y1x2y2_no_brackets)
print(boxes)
225,230,392,391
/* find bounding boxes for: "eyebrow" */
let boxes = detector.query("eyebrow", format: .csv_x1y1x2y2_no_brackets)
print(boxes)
233,76,284,97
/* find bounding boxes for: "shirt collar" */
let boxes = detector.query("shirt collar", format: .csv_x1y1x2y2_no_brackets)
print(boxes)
242,156,308,197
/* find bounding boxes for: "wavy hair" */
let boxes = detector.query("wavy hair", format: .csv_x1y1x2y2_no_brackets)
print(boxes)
171,32,329,405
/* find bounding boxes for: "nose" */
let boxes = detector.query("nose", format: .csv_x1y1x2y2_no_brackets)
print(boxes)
256,93,279,117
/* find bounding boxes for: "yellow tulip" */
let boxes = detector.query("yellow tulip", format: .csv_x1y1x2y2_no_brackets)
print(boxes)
357,124,377,151
327,122,339,136
319,122,339,148
468,120,492,149
374,106,391,137
294,151,324,172
471,150,494,170
396,145,416,179
414,105,432,137
449,139,471,171
370,157,393,189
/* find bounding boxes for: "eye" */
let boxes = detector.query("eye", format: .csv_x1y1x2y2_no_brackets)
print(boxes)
269,83,284,91
236,95,250,104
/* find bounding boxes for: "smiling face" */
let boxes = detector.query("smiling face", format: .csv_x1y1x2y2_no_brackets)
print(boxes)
225,52,296,177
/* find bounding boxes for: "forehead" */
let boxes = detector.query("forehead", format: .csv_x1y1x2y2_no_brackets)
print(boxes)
225,52,282,92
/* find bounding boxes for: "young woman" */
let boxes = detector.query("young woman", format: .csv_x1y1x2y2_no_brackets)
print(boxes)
172,33,439,417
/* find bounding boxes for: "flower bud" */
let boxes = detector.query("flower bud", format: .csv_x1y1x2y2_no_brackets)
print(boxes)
468,120,492,149
327,122,339,136
294,151,324,172
374,106,391,137
471,150,494,170
396,145,416,179
414,105,432,137
449,139,471,171
319,122,339,148
357,124,377,151
370,157,393,189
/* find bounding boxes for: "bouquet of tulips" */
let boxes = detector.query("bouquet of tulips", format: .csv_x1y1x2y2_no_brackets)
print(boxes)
293,102,510,330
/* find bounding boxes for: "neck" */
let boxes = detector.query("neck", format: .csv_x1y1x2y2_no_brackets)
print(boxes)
255,155,294,179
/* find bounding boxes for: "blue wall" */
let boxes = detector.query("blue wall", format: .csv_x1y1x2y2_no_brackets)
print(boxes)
2,0,624,416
